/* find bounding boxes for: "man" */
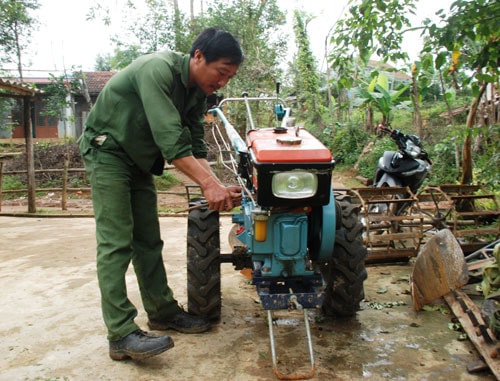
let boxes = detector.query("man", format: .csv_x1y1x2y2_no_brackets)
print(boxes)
78,28,244,361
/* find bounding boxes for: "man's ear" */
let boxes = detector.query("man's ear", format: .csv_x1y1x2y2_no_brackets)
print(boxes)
193,49,205,63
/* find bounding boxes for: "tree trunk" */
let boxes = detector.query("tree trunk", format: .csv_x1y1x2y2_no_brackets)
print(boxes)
366,106,373,131
337,90,346,123
411,74,423,137
439,69,462,172
461,81,487,185
14,23,23,80
80,76,93,109
439,70,454,125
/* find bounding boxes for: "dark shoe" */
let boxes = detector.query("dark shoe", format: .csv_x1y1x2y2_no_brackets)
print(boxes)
148,310,211,334
109,330,174,361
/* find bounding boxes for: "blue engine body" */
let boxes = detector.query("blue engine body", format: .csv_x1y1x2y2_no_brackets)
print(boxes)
231,192,336,310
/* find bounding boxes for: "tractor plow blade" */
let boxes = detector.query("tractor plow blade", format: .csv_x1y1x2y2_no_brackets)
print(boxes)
411,228,469,311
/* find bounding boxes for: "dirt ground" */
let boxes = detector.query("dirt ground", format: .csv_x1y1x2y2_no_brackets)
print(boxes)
0,214,497,381
0,170,498,380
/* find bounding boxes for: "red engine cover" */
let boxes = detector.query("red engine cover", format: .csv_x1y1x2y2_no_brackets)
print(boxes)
246,128,332,163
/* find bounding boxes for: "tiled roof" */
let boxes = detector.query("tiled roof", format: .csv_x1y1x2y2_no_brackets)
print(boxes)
83,71,115,94
0,78,43,96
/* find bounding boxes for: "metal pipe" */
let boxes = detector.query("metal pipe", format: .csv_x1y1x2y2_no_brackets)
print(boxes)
242,93,256,132
208,107,247,154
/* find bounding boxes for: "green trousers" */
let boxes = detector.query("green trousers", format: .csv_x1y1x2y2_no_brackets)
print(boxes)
83,145,181,341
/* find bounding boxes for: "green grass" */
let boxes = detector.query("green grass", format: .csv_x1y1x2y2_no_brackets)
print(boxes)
154,171,181,190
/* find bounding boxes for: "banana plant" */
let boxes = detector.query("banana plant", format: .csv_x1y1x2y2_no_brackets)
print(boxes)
352,72,412,126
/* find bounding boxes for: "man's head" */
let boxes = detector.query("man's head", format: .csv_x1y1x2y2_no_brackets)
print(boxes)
189,27,244,65
188,28,244,95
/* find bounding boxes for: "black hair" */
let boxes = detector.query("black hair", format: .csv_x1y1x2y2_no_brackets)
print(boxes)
189,27,244,65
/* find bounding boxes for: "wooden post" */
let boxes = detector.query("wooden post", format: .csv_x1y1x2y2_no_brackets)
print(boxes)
61,160,69,210
0,161,3,212
23,95,36,213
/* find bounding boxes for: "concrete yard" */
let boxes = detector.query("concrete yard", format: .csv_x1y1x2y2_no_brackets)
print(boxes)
0,216,496,380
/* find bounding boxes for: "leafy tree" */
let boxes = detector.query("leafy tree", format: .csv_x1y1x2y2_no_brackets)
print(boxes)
335,0,416,63
89,0,287,100
88,0,190,70
422,0,500,184
0,0,39,79
428,138,462,184
95,45,143,71
43,70,84,123
0,98,16,135
194,0,287,95
292,10,322,129
351,72,411,127
94,54,112,71
329,122,370,166
328,0,417,117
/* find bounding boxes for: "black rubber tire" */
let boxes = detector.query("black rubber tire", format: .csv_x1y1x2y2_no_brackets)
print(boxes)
321,194,368,317
187,202,221,322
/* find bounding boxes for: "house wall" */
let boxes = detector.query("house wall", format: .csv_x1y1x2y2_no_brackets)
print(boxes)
73,95,96,138
7,93,81,139
3,72,113,139
11,96,59,138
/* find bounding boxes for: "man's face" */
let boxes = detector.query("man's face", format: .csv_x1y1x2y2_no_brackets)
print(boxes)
190,49,239,95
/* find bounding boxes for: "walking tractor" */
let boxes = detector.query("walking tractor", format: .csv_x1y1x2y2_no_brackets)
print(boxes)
185,90,367,379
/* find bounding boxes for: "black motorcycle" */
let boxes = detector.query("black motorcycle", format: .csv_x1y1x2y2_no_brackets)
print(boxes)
372,124,432,215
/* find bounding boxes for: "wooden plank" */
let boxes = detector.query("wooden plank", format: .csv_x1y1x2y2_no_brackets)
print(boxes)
366,214,424,222
363,198,415,204
457,211,500,218
450,194,495,200
444,289,500,379
468,258,494,272
439,184,481,193
353,186,411,197
366,248,416,263
454,228,500,237
367,231,422,241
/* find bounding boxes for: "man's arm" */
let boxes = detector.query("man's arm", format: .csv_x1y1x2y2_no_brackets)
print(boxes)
172,156,241,211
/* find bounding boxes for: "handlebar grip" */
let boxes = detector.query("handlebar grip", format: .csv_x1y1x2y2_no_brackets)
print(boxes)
378,124,391,134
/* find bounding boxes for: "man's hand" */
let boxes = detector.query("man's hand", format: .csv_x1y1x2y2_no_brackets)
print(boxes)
200,177,242,211
172,155,242,211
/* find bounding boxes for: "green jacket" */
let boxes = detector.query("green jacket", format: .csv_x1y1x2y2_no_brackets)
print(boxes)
78,51,207,175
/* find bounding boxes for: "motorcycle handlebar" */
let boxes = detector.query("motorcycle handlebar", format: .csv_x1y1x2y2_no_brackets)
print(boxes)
378,124,432,164
378,124,401,138
378,124,390,133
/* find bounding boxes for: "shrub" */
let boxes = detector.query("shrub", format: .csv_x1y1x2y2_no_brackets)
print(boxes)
154,171,180,190
355,136,395,179
328,123,371,166
2,174,23,190
427,141,461,185
473,124,500,189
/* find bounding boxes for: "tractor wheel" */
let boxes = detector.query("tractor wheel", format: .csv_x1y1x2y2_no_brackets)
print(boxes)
187,200,221,322
321,194,368,317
